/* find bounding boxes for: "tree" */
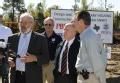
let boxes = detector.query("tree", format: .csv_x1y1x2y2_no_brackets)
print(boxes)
114,12,120,30
81,0,88,10
1,1,26,21
27,3,35,17
35,2,45,29
0,0,26,33
27,2,45,31
44,5,60,18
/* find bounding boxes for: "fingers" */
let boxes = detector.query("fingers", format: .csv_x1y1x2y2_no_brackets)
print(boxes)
20,56,27,63
8,57,15,68
14,53,37,63
20,53,37,63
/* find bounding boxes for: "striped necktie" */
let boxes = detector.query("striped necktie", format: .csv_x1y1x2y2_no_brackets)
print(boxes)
61,42,68,75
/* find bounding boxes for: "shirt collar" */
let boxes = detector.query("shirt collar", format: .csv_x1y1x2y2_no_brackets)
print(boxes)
80,26,91,38
21,31,32,38
44,31,55,38
65,37,75,47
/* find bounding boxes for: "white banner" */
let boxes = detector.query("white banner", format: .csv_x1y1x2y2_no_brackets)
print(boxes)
51,9,74,37
89,11,113,43
51,10,113,43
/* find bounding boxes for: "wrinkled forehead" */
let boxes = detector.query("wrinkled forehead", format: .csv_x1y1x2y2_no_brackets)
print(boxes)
44,17,54,24
64,23,74,29
20,16,33,23
19,13,34,22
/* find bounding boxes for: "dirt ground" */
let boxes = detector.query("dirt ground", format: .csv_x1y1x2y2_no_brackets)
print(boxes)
106,44,120,83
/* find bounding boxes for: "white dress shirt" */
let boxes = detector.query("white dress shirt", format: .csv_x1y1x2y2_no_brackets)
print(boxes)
16,32,31,71
0,24,12,44
58,37,75,74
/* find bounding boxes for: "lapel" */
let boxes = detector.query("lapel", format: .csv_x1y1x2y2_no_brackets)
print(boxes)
68,37,80,61
15,33,20,53
55,41,65,58
55,38,80,63
27,32,36,53
54,41,65,68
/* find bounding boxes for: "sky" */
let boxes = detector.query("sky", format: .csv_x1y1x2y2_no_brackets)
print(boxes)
0,0,120,14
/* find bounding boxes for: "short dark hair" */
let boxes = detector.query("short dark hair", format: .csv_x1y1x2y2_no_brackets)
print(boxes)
77,11,91,25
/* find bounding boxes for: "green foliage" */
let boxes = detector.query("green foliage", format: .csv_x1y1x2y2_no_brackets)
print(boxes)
113,12,120,30
1,1,26,21
36,3,45,28
81,0,88,10
45,5,60,17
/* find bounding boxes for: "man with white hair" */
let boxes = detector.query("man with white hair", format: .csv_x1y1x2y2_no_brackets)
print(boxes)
8,12,49,83
42,17,62,83
53,23,80,83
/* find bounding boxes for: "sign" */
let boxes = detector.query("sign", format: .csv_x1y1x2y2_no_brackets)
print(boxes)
51,10,113,43
51,9,74,36
89,11,113,43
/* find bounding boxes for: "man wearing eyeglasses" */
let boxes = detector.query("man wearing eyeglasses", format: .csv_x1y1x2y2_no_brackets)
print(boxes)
42,17,62,83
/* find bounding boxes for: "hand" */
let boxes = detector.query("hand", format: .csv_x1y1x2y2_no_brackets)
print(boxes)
8,57,15,68
20,53,37,63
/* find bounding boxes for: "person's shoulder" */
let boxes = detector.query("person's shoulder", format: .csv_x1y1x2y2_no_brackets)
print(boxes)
33,32,46,38
10,33,19,36
85,28,96,37
2,25,12,32
54,32,62,40
40,31,45,36
8,33,19,39
2,25,10,29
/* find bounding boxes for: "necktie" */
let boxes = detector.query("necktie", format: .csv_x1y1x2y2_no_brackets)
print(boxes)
61,42,68,75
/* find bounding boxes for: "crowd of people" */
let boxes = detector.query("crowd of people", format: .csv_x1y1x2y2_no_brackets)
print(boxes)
0,11,106,83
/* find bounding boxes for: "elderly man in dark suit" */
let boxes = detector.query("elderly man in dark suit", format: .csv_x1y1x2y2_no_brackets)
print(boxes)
8,12,49,83
53,23,80,83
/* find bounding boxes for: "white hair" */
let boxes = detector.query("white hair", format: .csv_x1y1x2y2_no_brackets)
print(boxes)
64,23,74,28
44,17,54,24
20,12,34,22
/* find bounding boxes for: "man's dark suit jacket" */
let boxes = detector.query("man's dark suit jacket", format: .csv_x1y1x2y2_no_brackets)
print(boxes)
53,36,80,83
7,32,49,83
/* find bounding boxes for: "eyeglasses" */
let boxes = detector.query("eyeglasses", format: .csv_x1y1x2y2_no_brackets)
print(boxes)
44,24,53,26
